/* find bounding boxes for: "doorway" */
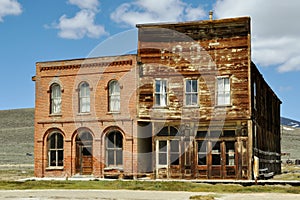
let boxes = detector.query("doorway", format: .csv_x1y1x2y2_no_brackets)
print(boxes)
75,132,93,175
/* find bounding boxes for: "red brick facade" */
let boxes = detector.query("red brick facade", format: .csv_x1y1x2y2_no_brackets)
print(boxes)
34,55,138,178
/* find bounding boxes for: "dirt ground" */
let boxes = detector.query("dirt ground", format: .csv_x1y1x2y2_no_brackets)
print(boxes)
0,190,299,200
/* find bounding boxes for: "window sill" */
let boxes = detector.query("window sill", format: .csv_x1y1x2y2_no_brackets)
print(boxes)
183,105,200,109
215,105,232,108
104,167,124,171
107,111,121,115
49,113,62,117
46,167,64,171
152,106,168,109
77,112,91,116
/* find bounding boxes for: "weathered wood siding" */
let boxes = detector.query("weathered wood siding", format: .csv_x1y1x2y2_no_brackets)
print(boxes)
137,17,251,122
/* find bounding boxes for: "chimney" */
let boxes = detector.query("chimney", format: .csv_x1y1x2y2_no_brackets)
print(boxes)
209,11,213,21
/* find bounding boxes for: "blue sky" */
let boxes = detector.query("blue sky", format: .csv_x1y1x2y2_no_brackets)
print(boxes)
0,0,300,121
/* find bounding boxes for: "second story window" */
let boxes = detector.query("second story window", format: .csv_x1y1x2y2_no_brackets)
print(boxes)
185,79,198,106
109,80,120,112
50,83,61,114
79,82,90,113
217,77,230,106
155,80,167,107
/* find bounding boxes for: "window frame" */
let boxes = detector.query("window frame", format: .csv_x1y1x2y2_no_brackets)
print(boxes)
50,83,62,115
78,82,90,113
154,79,168,107
108,80,121,113
216,76,231,106
106,131,123,167
185,79,199,106
47,132,64,168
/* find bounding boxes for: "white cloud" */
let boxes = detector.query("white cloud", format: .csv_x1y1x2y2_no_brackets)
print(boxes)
55,10,107,40
68,0,99,12
50,0,107,39
110,0,206,27
214,0,300,73
0,0,22,22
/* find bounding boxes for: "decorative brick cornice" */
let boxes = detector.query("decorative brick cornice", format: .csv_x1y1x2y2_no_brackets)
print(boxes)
40,60,133,72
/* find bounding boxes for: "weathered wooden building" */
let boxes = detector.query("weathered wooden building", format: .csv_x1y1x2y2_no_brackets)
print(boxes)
33,16,281,180
136,16,281,179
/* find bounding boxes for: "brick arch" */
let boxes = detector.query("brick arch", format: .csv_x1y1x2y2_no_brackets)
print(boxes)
101,126,125,139
43,127,65,142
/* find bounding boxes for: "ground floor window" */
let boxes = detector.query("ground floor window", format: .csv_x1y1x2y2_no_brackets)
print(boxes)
48,132,64,167
106,131,123,167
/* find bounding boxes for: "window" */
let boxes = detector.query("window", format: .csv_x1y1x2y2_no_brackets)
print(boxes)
157,140,180,166
157,126,179,136
50,84,61,114
217,77,230,106
226,142,235,166
185,79,198,106
106,131,123,166
155,80,167,107
197,141,207,165
48,133,64,167
109,80,120,112
79,82,90,113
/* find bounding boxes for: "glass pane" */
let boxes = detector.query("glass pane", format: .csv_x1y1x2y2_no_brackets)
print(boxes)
169,127,178,136
159,152,167,165
107,133,115,148
170,153,179,165
192,80,198,92
157,127,168,136
58,150,64,166
197,141,207,153
210,131,221,138
82,147,92,156
57,134,63,148
170,140,179,152
49,134,56,149
212,142,221,151
115,132,123,148
198,153,207,165
107,150,114,165
155,80,161,93
196,131,207,138
186,94,191,105
192,94,198,105
159,141,167,152
50,151,56,166
212,154,221,165
155,94,161,105
223,130,235,137
116,150,123,165
186,80,191,92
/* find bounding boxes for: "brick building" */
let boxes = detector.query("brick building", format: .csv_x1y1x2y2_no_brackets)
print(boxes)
33,16,281,179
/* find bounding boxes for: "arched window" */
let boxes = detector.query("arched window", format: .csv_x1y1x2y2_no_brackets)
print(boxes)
50,83,61,114
48,132,64,167
106,131,123,166
108,80,120,112
79,82,90,113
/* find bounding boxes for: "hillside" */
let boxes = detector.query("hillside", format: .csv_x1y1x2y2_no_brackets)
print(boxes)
0,108,299,167
0,108,34,167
